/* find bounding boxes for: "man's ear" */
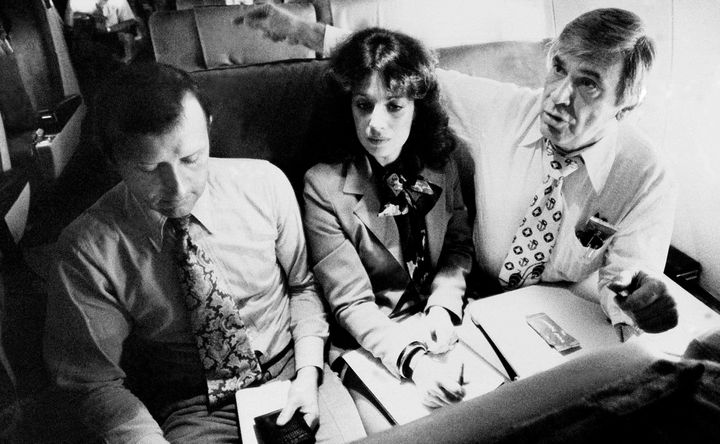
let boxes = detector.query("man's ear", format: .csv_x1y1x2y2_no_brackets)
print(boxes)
616,87,646,121
616,107,632,121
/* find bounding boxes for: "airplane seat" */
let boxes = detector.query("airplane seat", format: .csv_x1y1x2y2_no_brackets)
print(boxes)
358,343,720,443
149,3,318,72
0,113,92,442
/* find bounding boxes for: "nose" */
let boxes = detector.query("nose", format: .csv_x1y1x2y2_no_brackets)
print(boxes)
159,163,186,196
367,105,388,135
550,77,573,106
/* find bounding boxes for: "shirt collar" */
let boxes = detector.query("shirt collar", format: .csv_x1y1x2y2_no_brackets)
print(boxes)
574,127,617,193
122,183,216,252
522,117,617,193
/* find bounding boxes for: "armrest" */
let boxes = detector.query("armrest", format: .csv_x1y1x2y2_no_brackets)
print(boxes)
37,94,82,135
34,101,86,181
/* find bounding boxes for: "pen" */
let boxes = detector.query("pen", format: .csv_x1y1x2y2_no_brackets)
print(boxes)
458,362,465,386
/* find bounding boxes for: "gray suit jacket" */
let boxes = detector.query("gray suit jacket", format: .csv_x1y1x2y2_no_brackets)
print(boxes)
303,155,473,374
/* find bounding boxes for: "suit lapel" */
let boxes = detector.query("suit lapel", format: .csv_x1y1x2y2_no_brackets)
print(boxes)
345,158,404,266
422,167,451,266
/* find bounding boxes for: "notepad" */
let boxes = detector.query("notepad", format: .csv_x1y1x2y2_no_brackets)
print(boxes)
341,313,507,425
468,285,617,378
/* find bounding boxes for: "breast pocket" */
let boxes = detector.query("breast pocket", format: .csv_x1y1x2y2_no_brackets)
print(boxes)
549,229,611,282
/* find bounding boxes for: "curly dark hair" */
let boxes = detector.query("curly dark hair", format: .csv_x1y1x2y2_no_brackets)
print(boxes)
321,27,455,169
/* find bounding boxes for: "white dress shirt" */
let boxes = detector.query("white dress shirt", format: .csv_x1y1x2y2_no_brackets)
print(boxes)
439,71,677,325
65,0,136,27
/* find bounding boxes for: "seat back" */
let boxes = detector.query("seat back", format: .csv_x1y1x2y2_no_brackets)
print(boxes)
192,59,330,191
150,4,318,72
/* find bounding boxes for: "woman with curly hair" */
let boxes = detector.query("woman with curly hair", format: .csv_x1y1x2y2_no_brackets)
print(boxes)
303,27,474,430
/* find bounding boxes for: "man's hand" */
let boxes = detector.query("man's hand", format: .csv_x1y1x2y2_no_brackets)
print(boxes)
410,353,465,408
608,271,678,333
277,366,320,430
426,306,458,354
240,4,326,53
242,4,302,45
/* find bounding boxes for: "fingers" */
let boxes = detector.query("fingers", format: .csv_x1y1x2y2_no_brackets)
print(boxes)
426,307,457,354
422,379,465,408
608,272,639,293
614,272,664,312
613,272,678,334
633,296,678,333
275,403,297,426
427,328,457,354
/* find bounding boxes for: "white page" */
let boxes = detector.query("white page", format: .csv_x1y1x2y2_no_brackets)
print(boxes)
236,379,291,444
468,285,616,379
342,313,507,425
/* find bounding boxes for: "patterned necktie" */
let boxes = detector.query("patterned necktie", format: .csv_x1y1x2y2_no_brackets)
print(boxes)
169,216,261,407
498,139,579,290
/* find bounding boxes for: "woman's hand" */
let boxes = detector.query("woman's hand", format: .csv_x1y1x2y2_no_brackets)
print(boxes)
426,306,458,354
276,366,320,429
410,353,466,408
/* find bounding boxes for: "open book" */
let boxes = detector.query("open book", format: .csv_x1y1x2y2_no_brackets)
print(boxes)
341,313,507,425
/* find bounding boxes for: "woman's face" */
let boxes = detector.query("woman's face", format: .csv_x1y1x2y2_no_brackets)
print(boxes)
351,72,415,166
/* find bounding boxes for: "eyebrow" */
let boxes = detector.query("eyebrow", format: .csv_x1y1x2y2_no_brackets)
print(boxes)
553,55,603,83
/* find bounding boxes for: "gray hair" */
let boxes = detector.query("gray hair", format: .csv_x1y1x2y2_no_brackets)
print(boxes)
547,8,655,107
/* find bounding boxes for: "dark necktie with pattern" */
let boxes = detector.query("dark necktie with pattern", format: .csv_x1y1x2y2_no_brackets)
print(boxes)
169,216,262,407
498,139,579,290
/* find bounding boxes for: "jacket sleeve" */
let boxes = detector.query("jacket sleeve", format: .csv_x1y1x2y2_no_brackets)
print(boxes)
303,167,423,377
425,159,474,321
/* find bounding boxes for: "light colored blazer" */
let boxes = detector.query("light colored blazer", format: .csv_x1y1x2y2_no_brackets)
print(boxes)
303,155,473,375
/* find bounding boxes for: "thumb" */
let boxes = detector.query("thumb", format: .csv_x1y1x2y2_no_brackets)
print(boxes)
275,404,296,426
608,270,638,294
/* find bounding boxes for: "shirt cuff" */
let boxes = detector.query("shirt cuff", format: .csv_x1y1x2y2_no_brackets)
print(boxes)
322,25,351,57
293,336,325,371
599,286,635,326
